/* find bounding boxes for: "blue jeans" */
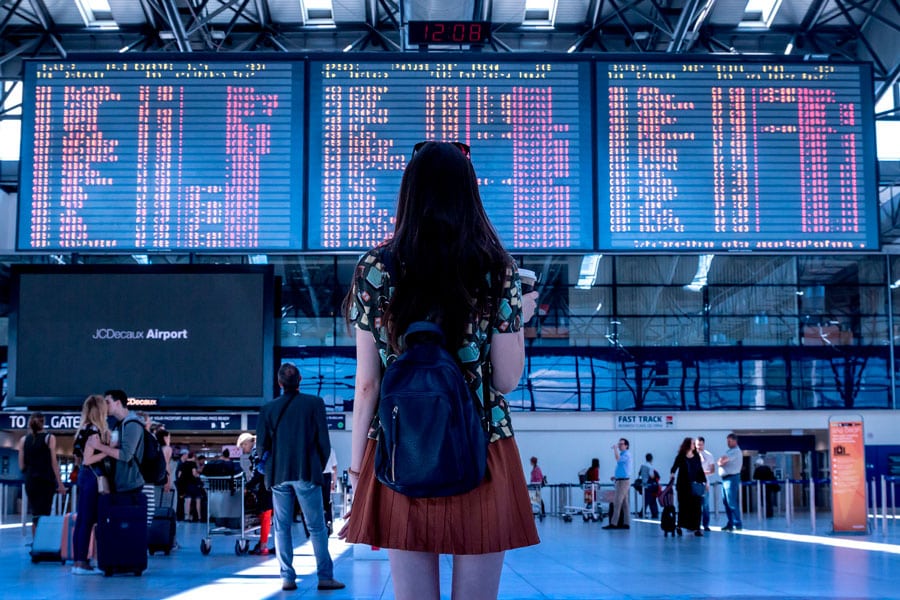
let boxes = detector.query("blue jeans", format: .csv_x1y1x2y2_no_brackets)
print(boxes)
74,467,99,562
722,474,742,528
700,488,710,528
272,480,333,583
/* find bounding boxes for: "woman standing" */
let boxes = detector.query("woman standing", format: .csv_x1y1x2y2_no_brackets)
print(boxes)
236,432,272,555
17,412,67,534
70,394,110,574
341,141,540,600
669,437,707,537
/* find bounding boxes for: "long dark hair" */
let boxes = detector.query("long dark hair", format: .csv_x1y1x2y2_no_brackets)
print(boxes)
678,437,694,456
352,141,511,352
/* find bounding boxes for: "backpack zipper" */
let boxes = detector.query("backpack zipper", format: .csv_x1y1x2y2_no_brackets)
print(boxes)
390,405,399,482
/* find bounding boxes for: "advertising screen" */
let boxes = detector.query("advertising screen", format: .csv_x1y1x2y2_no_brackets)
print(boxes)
7,265,275,409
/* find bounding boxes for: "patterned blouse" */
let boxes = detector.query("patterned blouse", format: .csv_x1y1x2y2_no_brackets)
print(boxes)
349,246,524,442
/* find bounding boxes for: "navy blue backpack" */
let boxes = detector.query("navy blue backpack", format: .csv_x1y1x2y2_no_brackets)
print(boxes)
374,321,488,498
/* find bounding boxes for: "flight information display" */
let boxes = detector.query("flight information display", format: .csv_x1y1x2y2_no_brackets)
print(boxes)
17,59,303,251
17,54,878,253
598,61,877,251
307,59,594,251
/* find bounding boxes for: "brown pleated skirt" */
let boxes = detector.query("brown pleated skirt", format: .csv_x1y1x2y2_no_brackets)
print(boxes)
343,437,540,555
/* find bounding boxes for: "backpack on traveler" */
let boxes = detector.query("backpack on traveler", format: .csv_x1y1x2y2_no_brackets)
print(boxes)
374,321,488,498
125,418,168,486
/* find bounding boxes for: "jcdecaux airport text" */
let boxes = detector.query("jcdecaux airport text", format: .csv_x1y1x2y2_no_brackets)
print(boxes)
92,328,189,341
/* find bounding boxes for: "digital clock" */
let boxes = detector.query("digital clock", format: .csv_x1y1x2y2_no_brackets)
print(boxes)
407,21,491,45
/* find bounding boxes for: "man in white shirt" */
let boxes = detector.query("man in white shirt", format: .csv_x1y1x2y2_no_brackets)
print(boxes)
695,437,717,532
717,433,743,531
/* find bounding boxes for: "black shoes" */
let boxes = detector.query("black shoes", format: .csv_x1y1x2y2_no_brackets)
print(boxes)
721,525,734,531
317,579,346,591
282,580,298,591
694,530,703,537
703,526,711,532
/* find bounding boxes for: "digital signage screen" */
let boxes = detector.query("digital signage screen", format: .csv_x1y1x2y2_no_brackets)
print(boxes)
17,58,304,251
7,265,275,410
307,57,594,251
596,60,878,251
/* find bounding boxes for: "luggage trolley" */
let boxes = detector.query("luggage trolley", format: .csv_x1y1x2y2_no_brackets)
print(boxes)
199,472,254,556
562,482,604,522
527,483,545,521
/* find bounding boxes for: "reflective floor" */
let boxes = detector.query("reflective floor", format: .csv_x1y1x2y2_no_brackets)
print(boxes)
2,511,898,599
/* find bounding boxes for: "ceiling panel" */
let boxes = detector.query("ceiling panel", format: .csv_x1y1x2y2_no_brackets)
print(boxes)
403,0,475,21
708,0,750,27
554,0,591,25
490,0,526,23
268,0,304,23
108,0,149,26
44,0,87,26
332,0,367,21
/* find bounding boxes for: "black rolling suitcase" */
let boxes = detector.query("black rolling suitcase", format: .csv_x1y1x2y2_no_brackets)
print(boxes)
659,483,678,537
148,506,176,555
96,492,148,576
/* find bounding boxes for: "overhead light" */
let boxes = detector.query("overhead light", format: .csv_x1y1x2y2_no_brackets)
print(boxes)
890,279,900,289
342,44,354,52
739,0,783,29
301,0,335,25
131,254,149,265
523,0,558,28
576,254,602,289
248,254,268,265
784,41,794,55
74,0,119,29
684,254,714,292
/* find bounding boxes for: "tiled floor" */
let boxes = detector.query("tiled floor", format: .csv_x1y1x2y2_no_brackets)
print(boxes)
2,511,898,599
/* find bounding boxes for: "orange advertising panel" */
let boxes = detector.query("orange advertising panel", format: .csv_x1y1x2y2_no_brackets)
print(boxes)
829,418,868,533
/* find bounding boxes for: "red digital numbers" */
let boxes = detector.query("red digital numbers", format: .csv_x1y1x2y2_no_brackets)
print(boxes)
409,21,489,45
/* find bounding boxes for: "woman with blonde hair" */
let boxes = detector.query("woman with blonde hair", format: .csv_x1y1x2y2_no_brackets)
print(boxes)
70,394,111,574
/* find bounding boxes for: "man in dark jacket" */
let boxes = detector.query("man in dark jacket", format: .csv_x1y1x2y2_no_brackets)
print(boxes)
256,363,344,592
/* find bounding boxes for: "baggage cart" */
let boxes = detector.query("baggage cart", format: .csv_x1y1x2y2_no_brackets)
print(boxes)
527,483,545,521
563,482,604,522
199,472,256,556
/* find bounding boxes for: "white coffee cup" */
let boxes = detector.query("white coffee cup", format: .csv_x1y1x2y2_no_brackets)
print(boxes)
519,268,538,294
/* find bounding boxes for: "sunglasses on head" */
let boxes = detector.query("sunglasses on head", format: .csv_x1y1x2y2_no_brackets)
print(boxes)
412,141,471,159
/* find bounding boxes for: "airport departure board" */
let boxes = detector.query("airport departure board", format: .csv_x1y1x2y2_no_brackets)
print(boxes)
18,59,303,251
598,61,877,251
307,59,594,251
16,54,878,253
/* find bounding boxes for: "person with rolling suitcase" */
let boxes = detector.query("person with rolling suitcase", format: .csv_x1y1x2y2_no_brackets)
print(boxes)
17,412,68,537
86,389,149,576
148,428,177,555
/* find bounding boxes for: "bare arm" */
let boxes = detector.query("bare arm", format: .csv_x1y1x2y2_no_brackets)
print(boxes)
82,432,106,466
48,435,67,494
489,290,538,394
17,436,25,472
349,327,381,486
490,330,525,394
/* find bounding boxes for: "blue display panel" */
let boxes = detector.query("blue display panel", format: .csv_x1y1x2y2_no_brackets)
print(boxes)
17,59,303,251
597,61,878,251
307,58,594,251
